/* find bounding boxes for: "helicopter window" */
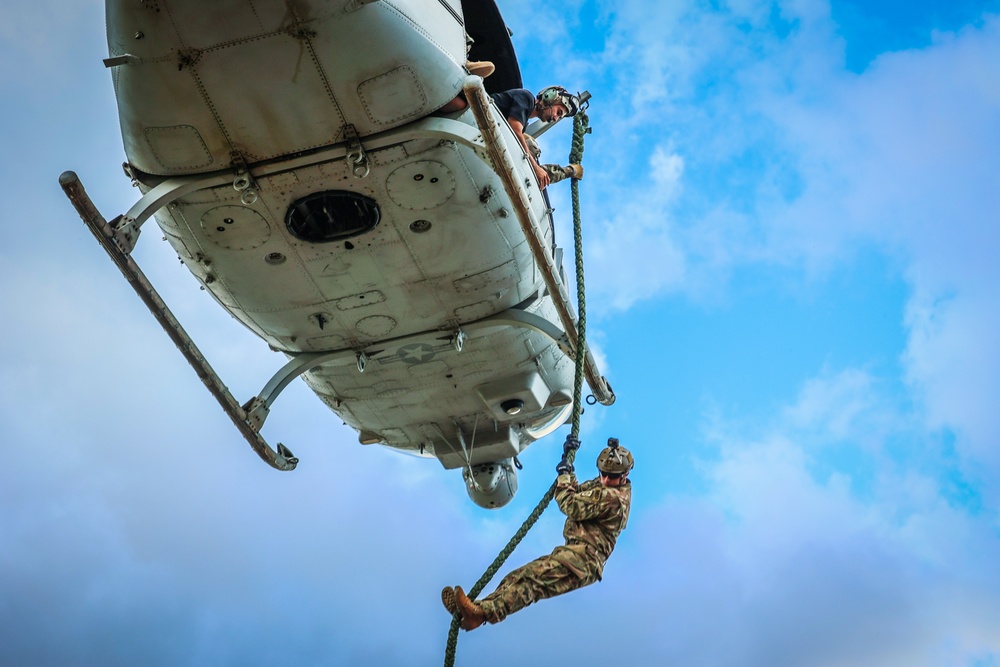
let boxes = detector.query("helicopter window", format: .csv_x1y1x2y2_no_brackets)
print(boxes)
285,191,380,243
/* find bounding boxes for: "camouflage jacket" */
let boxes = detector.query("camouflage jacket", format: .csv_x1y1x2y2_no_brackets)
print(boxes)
552,473,632,580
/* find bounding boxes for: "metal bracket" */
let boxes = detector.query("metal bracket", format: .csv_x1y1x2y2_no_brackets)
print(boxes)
109,214,143,254
344,125,370,178
238,347,374,434
230,151,259,204
242,396,270,432
114,170,233,254
104,54,141,68
122,162,139,187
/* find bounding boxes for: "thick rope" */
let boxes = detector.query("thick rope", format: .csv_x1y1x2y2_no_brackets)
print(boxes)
444,110,591,666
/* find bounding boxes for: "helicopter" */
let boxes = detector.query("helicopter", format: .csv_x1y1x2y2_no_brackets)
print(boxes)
62,0,614,509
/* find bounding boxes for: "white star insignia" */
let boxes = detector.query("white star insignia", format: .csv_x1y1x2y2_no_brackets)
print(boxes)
398,343,435,364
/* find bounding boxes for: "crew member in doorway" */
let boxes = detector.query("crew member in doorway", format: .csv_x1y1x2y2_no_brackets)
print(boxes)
490,86,585,189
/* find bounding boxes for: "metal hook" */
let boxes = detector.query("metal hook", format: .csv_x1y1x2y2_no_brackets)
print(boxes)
352,160,370,178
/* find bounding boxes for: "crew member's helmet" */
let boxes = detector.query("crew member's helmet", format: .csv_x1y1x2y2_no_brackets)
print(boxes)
596,438,634,476
536,85,582,117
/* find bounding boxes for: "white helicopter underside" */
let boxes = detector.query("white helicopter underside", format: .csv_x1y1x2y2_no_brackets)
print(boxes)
89,0,611,507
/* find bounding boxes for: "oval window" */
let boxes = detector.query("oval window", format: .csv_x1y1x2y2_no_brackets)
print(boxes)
285,190,380,243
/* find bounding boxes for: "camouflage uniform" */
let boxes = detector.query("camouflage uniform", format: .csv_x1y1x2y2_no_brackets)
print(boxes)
522,134,575,184
477,472,632,624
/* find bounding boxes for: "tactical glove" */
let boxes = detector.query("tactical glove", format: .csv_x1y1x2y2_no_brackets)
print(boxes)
563,434,581,455
556,459,574,475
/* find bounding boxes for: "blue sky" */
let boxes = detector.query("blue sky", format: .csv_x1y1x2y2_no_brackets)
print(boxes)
2,0,999,665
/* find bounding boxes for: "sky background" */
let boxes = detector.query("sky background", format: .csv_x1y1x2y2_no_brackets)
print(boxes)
2,0,999,665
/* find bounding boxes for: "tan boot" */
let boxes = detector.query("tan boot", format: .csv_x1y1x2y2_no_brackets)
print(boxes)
441,586,458,615
564,164,584,180
455,586,487,631
466,60,495,78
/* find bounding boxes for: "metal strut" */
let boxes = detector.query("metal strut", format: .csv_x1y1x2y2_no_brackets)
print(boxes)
463,77,615,406
59,171,297,471
238,294,574,434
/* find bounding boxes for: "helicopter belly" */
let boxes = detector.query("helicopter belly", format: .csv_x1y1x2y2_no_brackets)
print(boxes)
91,0,603,498
148,113,573,467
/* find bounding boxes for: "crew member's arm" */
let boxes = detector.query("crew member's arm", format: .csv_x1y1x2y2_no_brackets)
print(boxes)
508,118,551,188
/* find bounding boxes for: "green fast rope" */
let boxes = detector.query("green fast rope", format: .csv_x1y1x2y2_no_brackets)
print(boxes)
444,109,592,666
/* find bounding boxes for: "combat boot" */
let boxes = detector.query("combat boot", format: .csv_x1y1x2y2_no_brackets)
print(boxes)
466,60,495,78
455,586,487,631
564,164,584,180
441,586,458,615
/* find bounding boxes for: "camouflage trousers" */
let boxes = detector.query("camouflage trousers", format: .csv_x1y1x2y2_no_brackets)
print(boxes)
477,545,601,623
525,135,572,184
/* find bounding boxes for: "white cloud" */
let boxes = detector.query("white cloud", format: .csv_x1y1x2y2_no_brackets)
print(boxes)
586,204,688,311
757,17,1000,496
650,146,685,195
581,1,999,290
904,292,1000,474
779,368,903,446
573,1,1000,498
619,367,1000,666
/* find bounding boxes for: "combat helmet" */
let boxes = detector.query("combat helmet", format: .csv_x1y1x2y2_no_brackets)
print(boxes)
596,438,634,475
536,85,582,117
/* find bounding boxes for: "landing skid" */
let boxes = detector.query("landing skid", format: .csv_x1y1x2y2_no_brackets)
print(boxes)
59,171,298,471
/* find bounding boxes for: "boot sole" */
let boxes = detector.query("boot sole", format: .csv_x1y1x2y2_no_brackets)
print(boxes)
441,587,458,615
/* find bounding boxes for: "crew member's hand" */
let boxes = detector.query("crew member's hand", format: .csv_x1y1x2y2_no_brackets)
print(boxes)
534,164,550,189
556,459,574,475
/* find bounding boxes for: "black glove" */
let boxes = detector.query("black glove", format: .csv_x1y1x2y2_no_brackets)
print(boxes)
563,434,581,455
556,458,574,475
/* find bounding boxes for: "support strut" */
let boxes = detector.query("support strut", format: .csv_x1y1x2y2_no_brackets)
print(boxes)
463,77,615,406
240,295,574,434
59,171,297,471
